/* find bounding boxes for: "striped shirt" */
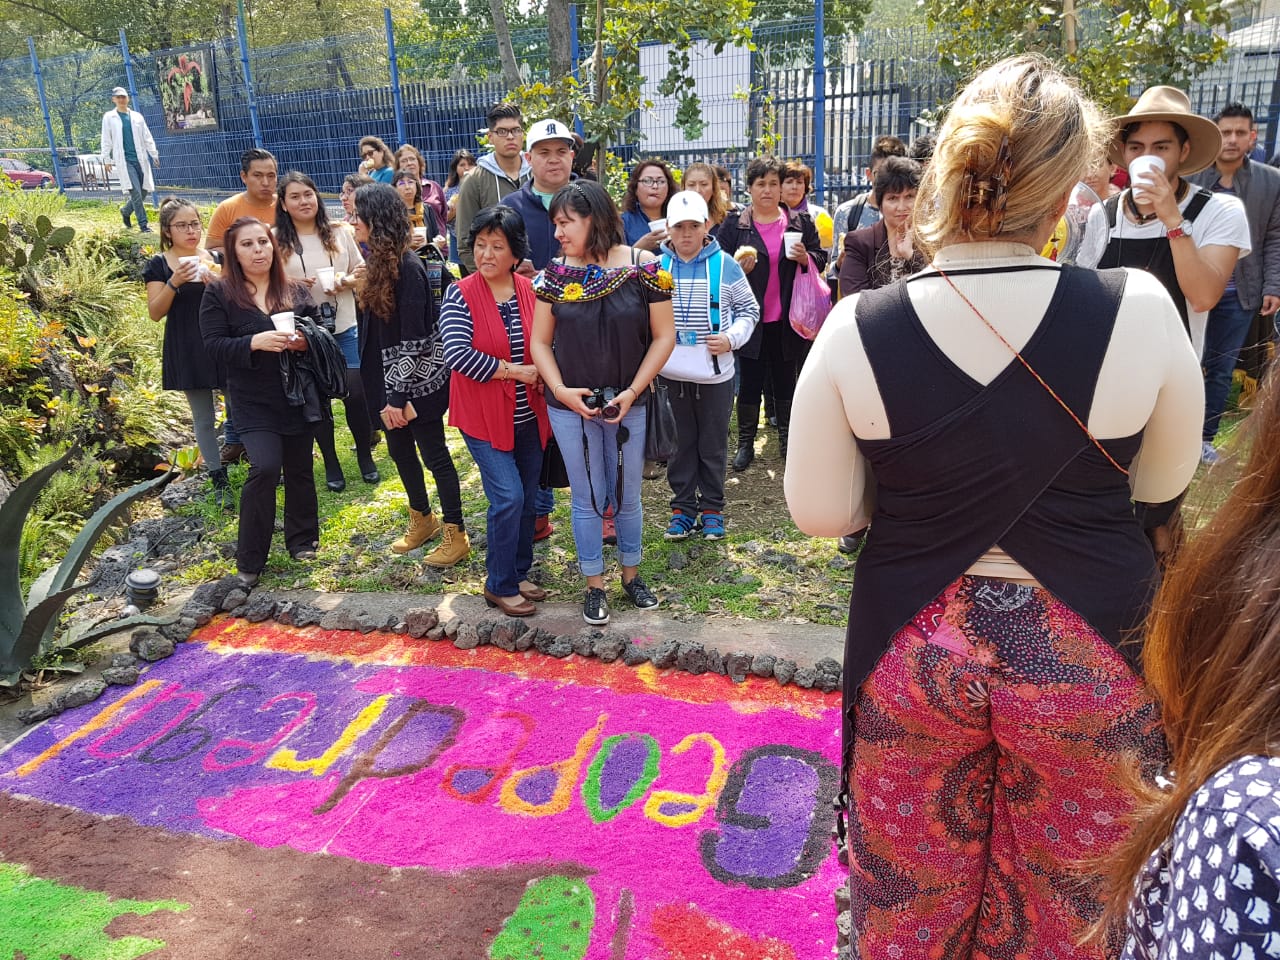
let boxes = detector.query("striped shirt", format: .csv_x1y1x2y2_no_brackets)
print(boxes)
439,285,536,424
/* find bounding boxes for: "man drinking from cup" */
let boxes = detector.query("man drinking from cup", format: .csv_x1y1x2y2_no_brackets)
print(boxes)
1078,86,1250,566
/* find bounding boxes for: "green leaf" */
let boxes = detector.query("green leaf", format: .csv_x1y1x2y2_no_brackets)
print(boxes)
35,215,52,238
47,226,75,249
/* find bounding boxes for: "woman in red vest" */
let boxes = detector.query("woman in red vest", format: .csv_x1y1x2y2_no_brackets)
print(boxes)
440,206,551,616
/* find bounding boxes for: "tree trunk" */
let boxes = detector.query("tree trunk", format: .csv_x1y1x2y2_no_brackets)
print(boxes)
546,0,572,79
489,0,523,90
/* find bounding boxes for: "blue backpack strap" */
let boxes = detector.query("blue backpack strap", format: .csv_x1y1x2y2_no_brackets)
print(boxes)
708,252,723,332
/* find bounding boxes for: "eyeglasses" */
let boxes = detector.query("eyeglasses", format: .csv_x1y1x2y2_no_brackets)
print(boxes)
361,149,377,159
171,220,202,230
490,127,524,139
638,177,667,187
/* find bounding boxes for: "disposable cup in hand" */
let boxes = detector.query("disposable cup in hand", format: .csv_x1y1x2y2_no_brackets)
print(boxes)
783,230,802,251
1128,155,1165,198
316,266,336,293
648,218,667,233
413,226,427,245
178,255,201,269
270,311,296,334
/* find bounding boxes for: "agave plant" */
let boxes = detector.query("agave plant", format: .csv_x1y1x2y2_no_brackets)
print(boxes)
1,445,175,685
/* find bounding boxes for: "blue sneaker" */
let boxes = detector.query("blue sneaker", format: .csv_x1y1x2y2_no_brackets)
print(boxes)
664,509,697,541
700,512,725,540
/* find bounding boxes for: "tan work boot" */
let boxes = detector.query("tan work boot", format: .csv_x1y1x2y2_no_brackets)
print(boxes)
391,508,440,554
423,523,470,568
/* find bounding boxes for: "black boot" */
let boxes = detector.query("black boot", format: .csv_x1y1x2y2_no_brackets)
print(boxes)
734,402,758,472
208,467,233,510
732,443,754,472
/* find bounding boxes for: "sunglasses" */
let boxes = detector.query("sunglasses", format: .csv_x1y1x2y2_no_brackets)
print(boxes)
361,149,377,159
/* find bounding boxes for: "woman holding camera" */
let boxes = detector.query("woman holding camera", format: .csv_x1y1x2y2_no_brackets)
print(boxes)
441,207,549,617
275,171,377,492
353,183,469,568
787,57,1202,958
200,217,325,588
530,180,675,626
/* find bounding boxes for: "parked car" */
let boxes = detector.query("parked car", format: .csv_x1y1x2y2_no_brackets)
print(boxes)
59,155,112,190
0,157,54,189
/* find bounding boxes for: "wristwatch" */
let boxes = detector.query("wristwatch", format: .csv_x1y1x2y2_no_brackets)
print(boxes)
1167,220,1194,240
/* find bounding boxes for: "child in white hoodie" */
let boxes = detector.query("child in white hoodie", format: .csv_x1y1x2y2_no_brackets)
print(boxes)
657,191,760,540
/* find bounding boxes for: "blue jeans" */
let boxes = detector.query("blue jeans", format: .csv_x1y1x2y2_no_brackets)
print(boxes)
463,421,543,596
122,159,148,229
535,486,555,516
1202,298,1255,442
547,404,647,576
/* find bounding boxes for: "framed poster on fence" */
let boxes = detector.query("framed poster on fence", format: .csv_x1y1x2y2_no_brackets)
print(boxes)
155,45,219,134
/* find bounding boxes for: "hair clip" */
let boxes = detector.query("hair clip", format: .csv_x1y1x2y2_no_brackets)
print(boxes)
960,135,1014,236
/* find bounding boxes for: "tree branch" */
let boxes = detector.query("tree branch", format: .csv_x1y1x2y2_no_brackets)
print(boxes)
0,0,113,45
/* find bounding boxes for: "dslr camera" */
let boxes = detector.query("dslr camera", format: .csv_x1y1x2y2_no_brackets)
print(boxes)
317,300,337,333
584,386,621,419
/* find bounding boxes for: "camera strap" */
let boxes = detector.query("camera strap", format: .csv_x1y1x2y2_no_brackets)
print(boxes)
580,420,628,519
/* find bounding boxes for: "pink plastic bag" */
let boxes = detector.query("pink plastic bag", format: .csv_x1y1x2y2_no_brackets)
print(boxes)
789,255,832,340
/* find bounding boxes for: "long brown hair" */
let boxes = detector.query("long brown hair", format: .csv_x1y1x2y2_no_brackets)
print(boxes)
275,171,338,258
683,162,727,225
216,217,296,314
1100,370,1280,929
353,183,408,320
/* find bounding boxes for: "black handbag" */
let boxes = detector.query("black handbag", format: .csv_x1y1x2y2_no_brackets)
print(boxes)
539,434,571,489
644,379,678,461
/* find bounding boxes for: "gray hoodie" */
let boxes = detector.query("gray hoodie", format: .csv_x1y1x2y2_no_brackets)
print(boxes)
454,150,532,273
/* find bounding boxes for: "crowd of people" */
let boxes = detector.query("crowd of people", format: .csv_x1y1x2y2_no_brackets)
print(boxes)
130,64,1280,958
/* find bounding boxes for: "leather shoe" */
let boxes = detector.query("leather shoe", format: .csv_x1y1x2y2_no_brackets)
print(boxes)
362,467,381,483
732,443,754,472
236,571,260,589
518,581,548,602
484,588,536,617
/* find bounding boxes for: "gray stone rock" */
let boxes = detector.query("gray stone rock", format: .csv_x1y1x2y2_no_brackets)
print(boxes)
622,642,651,667
57,677,108,709
109,653,138,668
443,616,462,639
190,576,241,611
490,620,518,652
453,623,480,650
180,602,217,627
815,657,843,692
706,649,727,675
475,620,496,645
128,515,204,558
158,619,191,643
130,629,175,662
102,665,141,685
750,653,777,678
725,651,754,683
532,629,557,654
834,881,851,910
221,588,249,612
425,624,446,641
835,910,852,946
677,641,710,675
773,658,797,685
666,549,688,571
761,549,800,572
828,555,854,570
650,639,679,670
593,632,627,663
242,594,278,623
18,702,59,724
545,635,574,658
290,603,325,628
514,625,536,651
793,667,818,689
404,607,439,639
571,630,598,658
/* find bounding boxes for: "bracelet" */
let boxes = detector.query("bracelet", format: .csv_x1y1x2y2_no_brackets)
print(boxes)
552,383,564,396
165,279,177,291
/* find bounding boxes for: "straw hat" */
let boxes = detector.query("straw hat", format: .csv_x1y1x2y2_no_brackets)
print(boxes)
1108,86,1221,176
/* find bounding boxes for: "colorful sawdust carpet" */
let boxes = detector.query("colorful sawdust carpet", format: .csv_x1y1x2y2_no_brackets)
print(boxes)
0,616,843,959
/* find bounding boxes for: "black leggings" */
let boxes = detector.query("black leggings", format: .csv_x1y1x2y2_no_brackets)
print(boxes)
314,369,376,474
385,412,464,527
238,430,319,573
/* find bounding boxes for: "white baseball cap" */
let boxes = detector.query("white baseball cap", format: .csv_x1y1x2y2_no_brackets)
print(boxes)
667,190,710,225
526,119,575,151
111,87,129,97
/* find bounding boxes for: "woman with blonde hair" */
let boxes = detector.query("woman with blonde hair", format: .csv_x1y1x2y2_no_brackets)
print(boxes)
1101,372,1280,955
787,55,1204,958
681,162,728,232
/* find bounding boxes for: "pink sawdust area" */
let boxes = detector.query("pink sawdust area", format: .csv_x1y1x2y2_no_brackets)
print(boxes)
0,617,844,960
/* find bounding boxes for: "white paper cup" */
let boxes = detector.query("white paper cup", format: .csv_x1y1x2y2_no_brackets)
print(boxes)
783,230,802,251
1128,155,1165,198
412,226,428,245
270,311,296,334
316,266,336,293
648,218,667,233
178,255,201,269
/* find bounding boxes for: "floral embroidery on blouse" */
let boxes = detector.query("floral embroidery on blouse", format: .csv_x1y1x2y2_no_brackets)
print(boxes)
534,258,674,303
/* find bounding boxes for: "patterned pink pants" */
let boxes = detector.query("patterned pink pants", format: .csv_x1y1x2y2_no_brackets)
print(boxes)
849,576,1164,960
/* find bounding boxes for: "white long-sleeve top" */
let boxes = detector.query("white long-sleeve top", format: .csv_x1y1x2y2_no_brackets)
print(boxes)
786,241,1204,581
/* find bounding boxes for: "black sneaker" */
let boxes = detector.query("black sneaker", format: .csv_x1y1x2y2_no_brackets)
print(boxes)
622,575,659,610
583,587,610,625
121,207,132,228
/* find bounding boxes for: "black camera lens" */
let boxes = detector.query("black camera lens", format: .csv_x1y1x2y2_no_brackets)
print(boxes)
584,391,601,410
602,400,621,418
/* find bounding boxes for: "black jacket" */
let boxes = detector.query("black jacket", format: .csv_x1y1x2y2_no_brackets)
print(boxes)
717,203,827,361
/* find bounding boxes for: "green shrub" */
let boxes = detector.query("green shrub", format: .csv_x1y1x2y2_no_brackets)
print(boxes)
0,181,67,224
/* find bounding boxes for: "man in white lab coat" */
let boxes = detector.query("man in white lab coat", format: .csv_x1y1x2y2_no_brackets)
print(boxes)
100,86,159,232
